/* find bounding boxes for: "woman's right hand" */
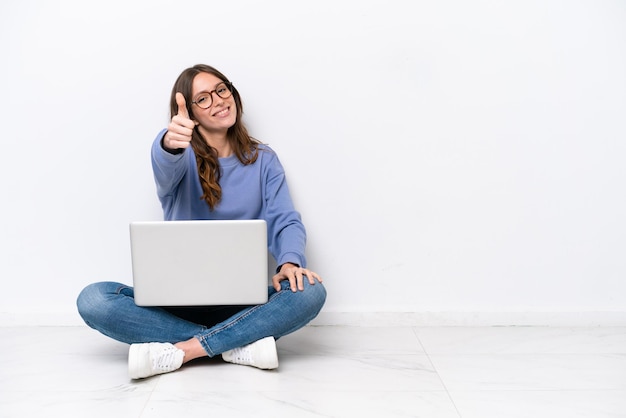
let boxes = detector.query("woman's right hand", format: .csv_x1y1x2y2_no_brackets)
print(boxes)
163,92,195,150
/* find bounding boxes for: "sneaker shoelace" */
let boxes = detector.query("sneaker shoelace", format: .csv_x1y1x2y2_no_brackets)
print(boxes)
152,346,182,372
228,346,253,363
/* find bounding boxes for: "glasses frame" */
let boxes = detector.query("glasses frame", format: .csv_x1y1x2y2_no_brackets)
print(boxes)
191,81,234,109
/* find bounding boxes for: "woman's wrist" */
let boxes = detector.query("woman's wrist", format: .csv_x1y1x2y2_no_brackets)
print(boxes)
278,262,299,273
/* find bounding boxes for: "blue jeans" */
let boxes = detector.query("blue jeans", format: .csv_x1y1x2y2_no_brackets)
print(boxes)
76,280,326,357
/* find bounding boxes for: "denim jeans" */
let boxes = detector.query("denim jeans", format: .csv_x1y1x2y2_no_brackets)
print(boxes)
76,280,326,357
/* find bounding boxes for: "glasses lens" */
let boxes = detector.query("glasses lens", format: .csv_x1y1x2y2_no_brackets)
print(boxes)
195,94,212,109
215,82,232,99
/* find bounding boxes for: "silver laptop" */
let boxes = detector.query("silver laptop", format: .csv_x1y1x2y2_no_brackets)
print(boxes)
130,220,268,307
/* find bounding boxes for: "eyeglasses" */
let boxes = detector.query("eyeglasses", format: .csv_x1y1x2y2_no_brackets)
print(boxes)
191,82,233,109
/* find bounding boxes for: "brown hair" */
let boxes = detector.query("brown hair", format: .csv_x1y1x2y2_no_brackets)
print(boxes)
169,64,260,210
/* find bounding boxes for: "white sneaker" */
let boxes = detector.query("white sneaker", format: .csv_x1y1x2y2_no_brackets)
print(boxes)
128,342,185,379
222,336,279,370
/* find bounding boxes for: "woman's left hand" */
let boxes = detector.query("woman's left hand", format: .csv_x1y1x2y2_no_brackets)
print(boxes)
272,263,323,292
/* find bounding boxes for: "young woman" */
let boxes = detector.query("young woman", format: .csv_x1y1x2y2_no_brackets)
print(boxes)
77,64,326,379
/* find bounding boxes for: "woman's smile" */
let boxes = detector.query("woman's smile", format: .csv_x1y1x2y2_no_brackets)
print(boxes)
213,106,231,117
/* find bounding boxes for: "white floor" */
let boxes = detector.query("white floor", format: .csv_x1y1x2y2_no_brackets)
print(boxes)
1,326,625,417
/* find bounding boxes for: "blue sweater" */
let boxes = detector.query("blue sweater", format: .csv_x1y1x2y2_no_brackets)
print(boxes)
151,129,307,269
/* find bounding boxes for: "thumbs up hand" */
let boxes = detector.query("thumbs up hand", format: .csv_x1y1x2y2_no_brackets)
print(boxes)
163,92,195,150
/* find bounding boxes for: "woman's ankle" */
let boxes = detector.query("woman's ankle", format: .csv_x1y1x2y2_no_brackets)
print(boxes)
175,337,207,363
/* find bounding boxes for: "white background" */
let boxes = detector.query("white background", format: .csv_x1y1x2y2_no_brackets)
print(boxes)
1,0,625,324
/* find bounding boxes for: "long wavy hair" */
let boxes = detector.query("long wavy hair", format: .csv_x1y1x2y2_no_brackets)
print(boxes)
169,64,260,210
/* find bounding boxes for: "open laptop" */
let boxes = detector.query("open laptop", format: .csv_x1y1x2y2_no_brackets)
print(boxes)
129,220,269,307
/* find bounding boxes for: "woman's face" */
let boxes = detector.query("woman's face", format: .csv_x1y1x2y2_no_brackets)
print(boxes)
190,72,237,137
